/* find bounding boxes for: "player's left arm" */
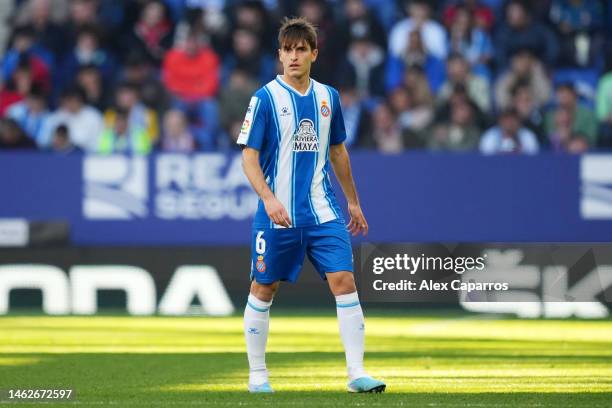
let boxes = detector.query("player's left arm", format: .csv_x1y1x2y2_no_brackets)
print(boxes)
329,143,368,236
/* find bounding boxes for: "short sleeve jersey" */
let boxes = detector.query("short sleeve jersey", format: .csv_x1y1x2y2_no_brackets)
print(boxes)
237,75,346,228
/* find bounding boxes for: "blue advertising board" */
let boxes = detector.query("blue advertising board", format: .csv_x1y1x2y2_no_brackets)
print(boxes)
1,152,611,245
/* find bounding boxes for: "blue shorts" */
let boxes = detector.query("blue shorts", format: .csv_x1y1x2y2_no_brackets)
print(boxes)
249,219,354,284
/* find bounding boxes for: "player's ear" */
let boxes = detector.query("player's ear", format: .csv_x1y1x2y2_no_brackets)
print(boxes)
311,48,318,62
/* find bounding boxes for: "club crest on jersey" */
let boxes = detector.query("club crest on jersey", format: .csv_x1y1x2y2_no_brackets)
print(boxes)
292,119,319,152
320,100,330,117
255,255,266,273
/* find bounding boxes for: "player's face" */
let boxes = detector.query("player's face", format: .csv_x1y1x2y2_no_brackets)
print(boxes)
278,40,318,79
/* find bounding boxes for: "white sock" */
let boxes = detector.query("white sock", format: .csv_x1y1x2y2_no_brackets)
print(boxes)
244,293,272,385
336,292,367,382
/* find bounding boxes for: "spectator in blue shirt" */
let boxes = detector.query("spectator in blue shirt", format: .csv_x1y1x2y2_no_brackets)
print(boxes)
2,26,53,90
494,0,559,70
6,84,50,148
386,29,446,94
549,0,604,68
60,26,117,90
447,5,494,80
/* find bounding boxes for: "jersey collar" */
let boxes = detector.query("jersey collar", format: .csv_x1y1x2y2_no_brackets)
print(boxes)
275,75,313,97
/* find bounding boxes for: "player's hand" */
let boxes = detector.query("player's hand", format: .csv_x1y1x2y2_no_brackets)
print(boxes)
347,203,368,236
263,196,292,227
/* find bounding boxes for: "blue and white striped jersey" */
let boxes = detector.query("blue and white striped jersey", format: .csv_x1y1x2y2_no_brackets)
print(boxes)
237,75,346,228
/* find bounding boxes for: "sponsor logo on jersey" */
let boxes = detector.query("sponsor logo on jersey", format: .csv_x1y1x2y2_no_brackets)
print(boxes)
292,119,319,152
320,100,330,117
255,255,266,273
280,106,291,116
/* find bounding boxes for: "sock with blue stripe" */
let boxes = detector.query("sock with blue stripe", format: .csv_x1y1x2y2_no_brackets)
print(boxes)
336,292,367,381
244,293,272,386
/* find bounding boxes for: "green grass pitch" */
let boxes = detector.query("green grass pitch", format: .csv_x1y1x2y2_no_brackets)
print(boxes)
0,311,611,407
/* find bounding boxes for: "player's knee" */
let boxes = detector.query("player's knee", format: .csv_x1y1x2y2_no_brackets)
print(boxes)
328,271,356,295
340,274,357,293
250,281,279,302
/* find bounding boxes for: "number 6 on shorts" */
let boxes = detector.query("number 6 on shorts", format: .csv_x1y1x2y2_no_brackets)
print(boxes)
256,231,266,254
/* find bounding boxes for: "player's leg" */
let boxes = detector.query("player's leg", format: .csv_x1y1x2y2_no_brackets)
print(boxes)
327,272,366,379
327,272,385,392
306,220,385,392
244,280,279,392
244,227,306,392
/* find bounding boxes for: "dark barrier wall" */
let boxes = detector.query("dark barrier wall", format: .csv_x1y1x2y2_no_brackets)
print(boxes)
1,244,611,318
1,152,612,245
0,247,331,312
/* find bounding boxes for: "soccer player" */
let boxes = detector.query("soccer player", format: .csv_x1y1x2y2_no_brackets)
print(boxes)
238,17,385,394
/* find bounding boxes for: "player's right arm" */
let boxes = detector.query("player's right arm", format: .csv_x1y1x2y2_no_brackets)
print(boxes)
241,147,291,227
238,93,291,227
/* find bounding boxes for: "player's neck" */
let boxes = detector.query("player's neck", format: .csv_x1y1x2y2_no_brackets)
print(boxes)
281,74,311,94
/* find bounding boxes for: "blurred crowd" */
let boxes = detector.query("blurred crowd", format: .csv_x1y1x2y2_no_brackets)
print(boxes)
1,0,612,155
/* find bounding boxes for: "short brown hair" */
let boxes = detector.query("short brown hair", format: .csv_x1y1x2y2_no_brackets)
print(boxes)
278,17,317,50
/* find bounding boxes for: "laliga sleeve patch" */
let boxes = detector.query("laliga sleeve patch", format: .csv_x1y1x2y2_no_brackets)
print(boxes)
237,96,259,145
